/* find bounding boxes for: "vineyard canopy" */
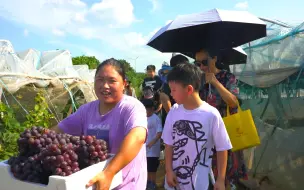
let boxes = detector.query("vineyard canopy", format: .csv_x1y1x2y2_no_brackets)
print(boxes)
0,39,97,123
229,19,304,190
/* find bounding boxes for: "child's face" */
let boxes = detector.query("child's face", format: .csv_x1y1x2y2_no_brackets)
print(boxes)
168,81,191,104
146,69,155,78
146,107,154,116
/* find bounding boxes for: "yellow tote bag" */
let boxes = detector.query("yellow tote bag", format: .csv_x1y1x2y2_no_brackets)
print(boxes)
223,104,260,152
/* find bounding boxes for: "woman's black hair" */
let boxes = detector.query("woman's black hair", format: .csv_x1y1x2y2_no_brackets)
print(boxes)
196,48,224,69
95,58,126,80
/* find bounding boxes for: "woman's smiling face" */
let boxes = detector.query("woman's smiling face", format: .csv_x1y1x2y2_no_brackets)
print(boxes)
94,65,125,105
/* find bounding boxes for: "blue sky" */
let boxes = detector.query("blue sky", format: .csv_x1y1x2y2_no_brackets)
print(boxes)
0,0,303,72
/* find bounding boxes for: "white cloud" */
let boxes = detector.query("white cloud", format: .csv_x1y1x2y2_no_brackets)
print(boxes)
52,28,65,36
48,40,106,61
43,0,87,7
123,32,146,48
73,12,87,23
77,27,98,39
235,1,249,10
149,0,160,12
90,0,135,27
0,0,87,29
23,29,29,37
0,0,171,72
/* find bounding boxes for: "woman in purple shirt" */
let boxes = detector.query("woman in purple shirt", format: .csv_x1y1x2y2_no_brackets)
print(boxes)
52,58,148,190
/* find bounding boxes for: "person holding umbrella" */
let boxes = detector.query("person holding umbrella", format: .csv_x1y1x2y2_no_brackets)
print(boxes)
195,49,248,189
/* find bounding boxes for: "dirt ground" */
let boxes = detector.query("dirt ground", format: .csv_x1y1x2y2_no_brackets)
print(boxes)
155,160,165,190
155,160,279,190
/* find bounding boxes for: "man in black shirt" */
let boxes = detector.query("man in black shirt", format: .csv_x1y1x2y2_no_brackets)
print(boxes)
142,65,163,92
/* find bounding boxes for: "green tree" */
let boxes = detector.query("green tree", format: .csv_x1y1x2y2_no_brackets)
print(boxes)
118,59,136,73
117,59,145,98
72,55,100,69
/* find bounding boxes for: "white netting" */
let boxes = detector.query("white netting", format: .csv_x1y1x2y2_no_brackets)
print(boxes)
0,39,97,123
229,20,304,190
38,50,80,78
230,21,304,88
16,48,41,75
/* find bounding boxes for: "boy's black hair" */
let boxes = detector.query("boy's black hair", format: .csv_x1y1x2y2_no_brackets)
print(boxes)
167,63,202,92
170,54,189,67
141,99,154,108
146,65,156,71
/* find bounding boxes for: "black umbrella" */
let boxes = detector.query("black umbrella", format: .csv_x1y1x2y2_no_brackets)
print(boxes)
181,46,247,65
147,9,266,52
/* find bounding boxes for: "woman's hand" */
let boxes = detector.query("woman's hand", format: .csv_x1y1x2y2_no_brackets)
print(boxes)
86,170,114,190
205,72,217,85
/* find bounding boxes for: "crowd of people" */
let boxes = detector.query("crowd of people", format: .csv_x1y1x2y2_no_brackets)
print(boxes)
53,51,248,190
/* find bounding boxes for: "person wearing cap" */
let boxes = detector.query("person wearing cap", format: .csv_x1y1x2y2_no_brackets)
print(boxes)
124,77,137,98
142,65,163,93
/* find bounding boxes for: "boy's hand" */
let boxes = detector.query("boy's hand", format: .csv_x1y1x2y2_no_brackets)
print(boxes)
147,141,153,149
213,179,225,190
166,169,178,187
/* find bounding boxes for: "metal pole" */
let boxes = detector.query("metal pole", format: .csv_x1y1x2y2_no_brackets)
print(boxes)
126,56,139,72
258,17,292,28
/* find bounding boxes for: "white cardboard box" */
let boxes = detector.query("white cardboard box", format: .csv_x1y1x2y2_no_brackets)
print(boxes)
0,156,122,190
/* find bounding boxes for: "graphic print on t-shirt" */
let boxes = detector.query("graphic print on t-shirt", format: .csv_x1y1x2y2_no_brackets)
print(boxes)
145,80,157,88
87,124,110,146
143,76,162,92
172,120,211,190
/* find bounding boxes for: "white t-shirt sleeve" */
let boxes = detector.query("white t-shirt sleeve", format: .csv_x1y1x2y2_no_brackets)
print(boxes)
212,110,233,151
161,110,174,146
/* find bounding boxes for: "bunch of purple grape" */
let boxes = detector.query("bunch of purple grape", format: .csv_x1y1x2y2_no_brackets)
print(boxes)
76,135,108,169
17,126,54,156
9,155,47,184
39,144,80,177
8,126,109,185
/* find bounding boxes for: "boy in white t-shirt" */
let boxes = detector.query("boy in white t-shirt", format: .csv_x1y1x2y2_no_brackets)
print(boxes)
161,64,232,190
142,99,163,190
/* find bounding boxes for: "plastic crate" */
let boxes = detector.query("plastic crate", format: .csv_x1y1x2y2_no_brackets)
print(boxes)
0,156,122,190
